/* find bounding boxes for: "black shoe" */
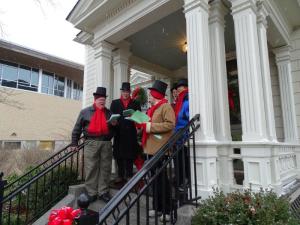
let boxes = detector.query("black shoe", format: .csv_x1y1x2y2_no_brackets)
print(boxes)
87,194,97,203
99,192,112,203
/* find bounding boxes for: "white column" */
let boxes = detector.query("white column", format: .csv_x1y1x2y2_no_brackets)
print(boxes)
209,0,232,193
113,48,131,99
184,0,217,199
230,0,268,141
273,46,299,143
257,1,277,142
209,0,231,142
93,41,114,103
184,0,215,141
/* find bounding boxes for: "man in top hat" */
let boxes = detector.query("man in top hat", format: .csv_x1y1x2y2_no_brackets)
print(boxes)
171,82,178,110
110,82,141,187
174,78,190,191
71,87,115,203
142,80,175,222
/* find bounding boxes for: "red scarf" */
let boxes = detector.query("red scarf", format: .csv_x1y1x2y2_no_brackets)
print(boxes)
121,96,131,109
141,98,168,147
174,89,188,119
87,103,109,136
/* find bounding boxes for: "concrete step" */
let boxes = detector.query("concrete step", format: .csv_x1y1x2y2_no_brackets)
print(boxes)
33,184,196,225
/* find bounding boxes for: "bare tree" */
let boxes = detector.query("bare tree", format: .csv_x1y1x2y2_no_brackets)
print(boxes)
0,88,24,109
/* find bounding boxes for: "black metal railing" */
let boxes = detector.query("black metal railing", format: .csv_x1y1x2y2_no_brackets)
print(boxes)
0,139,89,225
291,194,300,220
97,114,200,225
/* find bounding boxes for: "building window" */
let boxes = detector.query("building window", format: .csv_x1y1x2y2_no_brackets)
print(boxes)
42,71,54,95
39,141,54,151
3,141,21,150
0,60,39,92
18,66,39,91
1,61,18,88
54,75,65,97
66,79,72,98
73,82,82,100
42,71,65,97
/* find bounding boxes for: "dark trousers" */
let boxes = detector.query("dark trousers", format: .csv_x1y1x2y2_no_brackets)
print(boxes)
174,146,190,186
149,156,171,214
116,159,133,179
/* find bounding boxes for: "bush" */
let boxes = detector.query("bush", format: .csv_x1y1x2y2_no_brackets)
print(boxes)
192,189,299,225
2,165,80,225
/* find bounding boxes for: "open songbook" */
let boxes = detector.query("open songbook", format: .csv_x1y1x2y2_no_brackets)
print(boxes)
107,114,121,123
122,109,135,117
125,110,149,124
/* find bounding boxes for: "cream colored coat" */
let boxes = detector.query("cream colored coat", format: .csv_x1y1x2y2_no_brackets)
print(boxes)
144,103,175,155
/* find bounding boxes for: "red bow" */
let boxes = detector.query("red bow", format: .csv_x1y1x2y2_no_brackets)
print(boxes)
48,207,81,225
131,86,140,100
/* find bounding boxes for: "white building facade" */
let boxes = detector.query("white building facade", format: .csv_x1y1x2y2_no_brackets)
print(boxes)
67,0,300,198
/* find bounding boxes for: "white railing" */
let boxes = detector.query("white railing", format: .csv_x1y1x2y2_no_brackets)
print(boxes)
215,142,299,194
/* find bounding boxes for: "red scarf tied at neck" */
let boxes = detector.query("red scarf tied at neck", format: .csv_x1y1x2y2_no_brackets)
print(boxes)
87,103,109,136
141,98,168,147
120,96,131,109
174,89,188,119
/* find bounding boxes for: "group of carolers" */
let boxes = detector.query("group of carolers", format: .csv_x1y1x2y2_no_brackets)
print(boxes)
71,78,189,222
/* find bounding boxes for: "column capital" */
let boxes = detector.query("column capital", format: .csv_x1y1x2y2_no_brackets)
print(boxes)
273,45,292,63
113,48,131,66
230,0,257,15
257,1,269,28
93,41,115,59
209,0,229,25
184,0,209,14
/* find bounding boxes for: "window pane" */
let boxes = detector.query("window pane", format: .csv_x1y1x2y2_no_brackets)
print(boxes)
18,67,31,86
42,87,48,94
48,75,54,90
54,76,58,89
18,85,37,91
31,71,39,86
2,80,17,88
2,64,18,81
42,74,49,87
4,141,21,150
0,64,2,79
58,78,65,91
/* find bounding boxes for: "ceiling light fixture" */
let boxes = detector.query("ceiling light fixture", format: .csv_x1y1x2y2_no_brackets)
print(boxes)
182,42,188,53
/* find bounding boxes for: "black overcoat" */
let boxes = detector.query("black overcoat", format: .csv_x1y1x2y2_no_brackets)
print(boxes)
110,99,141,159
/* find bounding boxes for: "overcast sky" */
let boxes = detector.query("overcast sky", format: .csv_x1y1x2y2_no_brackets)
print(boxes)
0,0,84,64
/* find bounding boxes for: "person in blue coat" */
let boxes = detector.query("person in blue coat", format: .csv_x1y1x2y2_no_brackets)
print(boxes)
174,79,190,190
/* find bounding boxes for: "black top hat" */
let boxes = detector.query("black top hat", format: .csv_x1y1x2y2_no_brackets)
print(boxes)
171,83,178,91
120,82,131,91
176,79,188,89
148,80,168,96
93,87,107,97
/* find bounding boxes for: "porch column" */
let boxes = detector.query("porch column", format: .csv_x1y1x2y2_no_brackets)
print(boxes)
113,48,131,99
230,0,268,141
257,1,277,142
231,0,272,191
209,0,232,193
93,41,114,103
273,46,299,143
184,0,217,199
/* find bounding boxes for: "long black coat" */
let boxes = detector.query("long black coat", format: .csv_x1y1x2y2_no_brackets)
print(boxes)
110,99,141,159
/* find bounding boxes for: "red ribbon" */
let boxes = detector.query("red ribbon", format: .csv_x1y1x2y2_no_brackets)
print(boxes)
48,207,81,225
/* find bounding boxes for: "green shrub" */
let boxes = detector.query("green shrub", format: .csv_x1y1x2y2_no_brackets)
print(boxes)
192,189,299,225
2,165,80,225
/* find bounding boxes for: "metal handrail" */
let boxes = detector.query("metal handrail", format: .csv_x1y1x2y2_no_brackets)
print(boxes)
0,139,89,225
98,114,200,225
4,137,84,196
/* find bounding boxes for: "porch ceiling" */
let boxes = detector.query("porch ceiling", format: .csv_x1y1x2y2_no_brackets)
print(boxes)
274,0,300,31
126,9,236,71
